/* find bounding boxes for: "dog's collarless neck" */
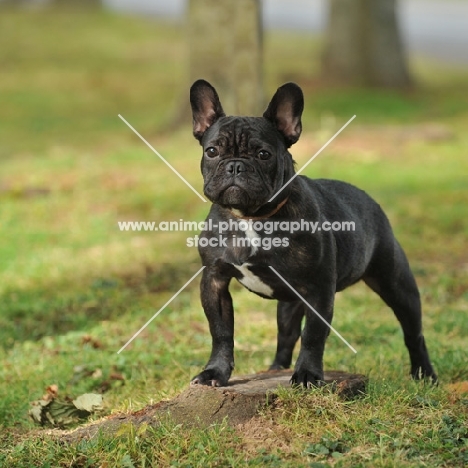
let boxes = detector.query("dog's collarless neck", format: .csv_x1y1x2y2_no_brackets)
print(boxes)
228,196,289,220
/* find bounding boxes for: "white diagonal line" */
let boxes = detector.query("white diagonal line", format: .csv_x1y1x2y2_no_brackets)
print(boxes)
269,115,356,202
117,266,206,353
269,266,357,354
118,114,207,203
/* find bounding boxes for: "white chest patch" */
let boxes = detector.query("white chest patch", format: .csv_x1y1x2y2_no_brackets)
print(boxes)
239,224,261,256
233,263,274,297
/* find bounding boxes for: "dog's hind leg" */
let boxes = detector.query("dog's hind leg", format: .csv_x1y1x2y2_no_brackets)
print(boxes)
270,301,304,370
364,240,437,383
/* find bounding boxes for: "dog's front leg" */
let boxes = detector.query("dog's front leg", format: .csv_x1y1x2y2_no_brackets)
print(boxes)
291,289,335,388
191,266,234,387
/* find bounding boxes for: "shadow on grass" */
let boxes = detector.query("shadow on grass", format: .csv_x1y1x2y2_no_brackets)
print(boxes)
0,262,201,347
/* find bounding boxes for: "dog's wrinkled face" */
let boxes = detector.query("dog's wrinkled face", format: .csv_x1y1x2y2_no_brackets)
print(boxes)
190,80,304,214
199,116,285,210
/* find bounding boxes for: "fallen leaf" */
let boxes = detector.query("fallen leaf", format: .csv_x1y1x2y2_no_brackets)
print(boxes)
447,381,468,395
110,372,125,381
91,368,103,379
73,393,104,413
81,334,103,349
29,386,104,427
42,384,59,401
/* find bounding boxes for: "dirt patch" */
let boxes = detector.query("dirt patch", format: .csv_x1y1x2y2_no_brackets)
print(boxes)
294,123,455,162
237,416,297,456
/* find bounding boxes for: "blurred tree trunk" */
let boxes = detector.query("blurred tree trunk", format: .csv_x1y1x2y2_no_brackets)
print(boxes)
188,0,263,115
322,0,411,87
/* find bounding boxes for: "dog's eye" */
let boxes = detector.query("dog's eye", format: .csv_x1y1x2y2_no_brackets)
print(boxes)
205,147,219,158
258,150,271,160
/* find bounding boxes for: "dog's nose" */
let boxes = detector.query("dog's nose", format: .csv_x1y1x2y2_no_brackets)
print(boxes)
226,160,247,175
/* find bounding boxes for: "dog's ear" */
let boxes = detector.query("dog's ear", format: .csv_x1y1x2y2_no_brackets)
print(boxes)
190,80,226,141
263,83,304,147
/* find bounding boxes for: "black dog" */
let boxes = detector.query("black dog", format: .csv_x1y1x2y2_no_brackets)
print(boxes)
189,79,437,387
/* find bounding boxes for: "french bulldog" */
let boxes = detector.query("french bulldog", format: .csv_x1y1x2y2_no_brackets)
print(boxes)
189,79,437,387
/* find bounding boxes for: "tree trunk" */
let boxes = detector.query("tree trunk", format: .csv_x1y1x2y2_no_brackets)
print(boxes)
322,0,411,88
62,370,367,442
188,0,263,115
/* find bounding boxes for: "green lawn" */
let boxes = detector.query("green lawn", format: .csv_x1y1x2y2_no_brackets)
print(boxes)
0,7,467,468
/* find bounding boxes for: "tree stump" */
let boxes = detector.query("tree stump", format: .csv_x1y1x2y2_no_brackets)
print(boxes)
64,370,367,441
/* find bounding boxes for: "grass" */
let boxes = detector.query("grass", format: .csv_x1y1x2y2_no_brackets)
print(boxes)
0,6,468,468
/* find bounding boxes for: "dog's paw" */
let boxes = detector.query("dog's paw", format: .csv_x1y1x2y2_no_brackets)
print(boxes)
190,369,229,387
411,367,438,385
290,369,325,389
